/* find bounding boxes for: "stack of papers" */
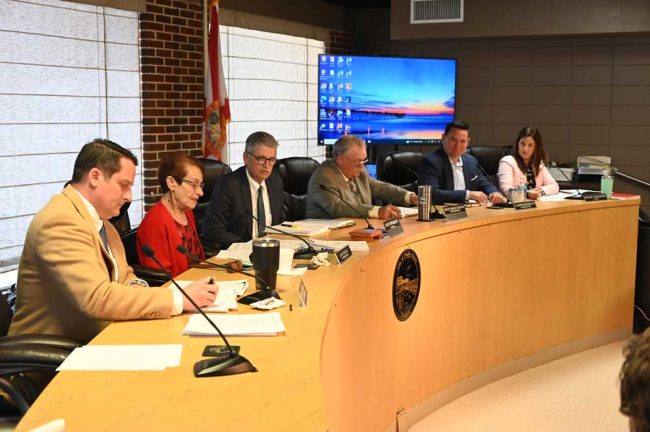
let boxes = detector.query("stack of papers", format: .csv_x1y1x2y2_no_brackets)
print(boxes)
310,240,369,252
399,207,419,217
183,312,286,336
577,156,611,176
266,219,356,236
175,280,249,313
57,344,183,371
216,239,307,261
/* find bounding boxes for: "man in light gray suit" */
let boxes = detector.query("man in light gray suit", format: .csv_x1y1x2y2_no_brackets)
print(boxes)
306,135,417,219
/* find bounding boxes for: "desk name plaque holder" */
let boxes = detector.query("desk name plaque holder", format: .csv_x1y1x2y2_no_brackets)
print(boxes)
298,279,308,307
383,218,403,236
513,200,537,210
443,204,468,220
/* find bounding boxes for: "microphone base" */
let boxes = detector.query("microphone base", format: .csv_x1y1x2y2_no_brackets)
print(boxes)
293,249,318,260
417,210,447,221
237,289,281,305
194,354,257,377
349,228,383,240
564,195,584,200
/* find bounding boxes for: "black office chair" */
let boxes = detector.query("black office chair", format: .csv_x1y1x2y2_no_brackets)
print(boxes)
120,228,169,287
194,158,231,237
376,151,424,192
274,157,320,196
108,201,132,237
0,284,82,418
467,145,505,186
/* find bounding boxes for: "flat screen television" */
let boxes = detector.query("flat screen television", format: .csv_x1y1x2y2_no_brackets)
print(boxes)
317,54,456,146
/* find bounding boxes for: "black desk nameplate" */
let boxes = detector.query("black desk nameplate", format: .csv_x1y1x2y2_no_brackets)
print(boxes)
584,193,607,202
335,245,353,265
514,200,537,210
384,218,403,236
444,204,468,220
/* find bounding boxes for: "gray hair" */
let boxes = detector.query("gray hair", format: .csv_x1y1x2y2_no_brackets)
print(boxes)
244,131,278,153
332,135,365,158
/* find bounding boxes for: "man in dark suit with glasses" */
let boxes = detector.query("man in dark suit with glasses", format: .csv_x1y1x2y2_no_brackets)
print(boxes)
203,131,290,251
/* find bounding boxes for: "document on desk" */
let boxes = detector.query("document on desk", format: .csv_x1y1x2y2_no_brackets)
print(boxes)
310,240,369,252
176,280,248,312
396,206,419,217
57,344,183,371
217,239,307,261
183,312,286,336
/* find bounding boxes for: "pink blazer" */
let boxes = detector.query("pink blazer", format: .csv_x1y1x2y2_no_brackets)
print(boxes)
497,155,559,196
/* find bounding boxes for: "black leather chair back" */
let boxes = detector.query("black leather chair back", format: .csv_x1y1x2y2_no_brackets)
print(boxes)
468,146,505,176
275,157,320,196
108,201,131,236
195,158,231,236
376,151,424,192
120,228,169,286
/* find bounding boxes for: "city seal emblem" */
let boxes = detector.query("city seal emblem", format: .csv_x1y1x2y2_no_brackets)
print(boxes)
392,249,421,321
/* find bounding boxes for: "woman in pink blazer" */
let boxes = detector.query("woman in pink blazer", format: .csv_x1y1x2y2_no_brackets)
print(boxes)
497,127,559,199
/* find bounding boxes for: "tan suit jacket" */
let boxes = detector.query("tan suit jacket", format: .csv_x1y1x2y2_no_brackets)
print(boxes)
9,185,173,342
305,159,410,219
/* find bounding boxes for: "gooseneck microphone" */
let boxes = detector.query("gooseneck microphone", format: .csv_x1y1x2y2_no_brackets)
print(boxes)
319,184,376,229
247,213,319,259
141,244,256,377
176,245,278,305
549,161,583,200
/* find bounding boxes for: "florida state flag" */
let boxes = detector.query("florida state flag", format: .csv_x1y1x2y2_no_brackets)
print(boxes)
203,0,231,161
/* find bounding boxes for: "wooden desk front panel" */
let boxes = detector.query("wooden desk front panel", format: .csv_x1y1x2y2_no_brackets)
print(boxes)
321,201,638,431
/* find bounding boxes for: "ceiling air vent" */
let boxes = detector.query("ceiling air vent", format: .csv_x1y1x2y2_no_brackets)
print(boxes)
410,0,464,24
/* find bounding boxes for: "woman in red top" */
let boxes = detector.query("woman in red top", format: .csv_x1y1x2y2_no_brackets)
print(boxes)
137,151,206,276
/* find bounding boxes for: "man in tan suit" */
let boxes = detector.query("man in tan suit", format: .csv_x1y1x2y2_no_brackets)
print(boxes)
305,135,417,219
9,139,216,343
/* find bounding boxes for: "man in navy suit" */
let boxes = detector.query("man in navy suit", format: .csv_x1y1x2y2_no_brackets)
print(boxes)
418,121,506,205
203,131,288,251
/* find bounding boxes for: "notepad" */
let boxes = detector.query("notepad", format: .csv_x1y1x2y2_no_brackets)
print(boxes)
183,312,286,336
57,344,183,371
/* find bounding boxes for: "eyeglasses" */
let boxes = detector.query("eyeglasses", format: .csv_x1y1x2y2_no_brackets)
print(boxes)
180,179,204,190
246,151,277,166
345,156,368,167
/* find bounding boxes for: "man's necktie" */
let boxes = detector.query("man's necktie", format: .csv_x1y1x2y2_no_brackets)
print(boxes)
257,185,266,237
99,224,109,251
348,180,357,197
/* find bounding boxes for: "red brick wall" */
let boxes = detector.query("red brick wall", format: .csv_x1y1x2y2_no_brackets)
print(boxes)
327,30,354,54
140,0,204,209
139,1,354,209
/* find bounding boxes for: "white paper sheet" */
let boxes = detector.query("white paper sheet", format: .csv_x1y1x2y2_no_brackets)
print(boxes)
175,280,248,312
183,312,286,336
310,240,369,252
57,344,183,371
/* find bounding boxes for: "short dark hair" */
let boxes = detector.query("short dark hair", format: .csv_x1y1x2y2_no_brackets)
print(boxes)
444,120,470,136
513,126,548,176
71,138,138,183
620,328,650,432
158,151,205,193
